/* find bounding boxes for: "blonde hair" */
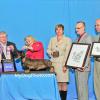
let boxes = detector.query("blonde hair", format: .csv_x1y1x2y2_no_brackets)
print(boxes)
24,35,36,43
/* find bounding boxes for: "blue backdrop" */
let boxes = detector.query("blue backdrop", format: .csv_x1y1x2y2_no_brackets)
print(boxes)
0,0,100,100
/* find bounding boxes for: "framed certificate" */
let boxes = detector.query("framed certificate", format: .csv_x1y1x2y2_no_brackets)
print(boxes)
65,43,91,68
1,59,17,72
91,42,100,57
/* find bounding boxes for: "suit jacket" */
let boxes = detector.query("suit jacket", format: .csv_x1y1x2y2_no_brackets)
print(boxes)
92,35,100,42
47,35,72,65
76,33,92,71
2,41,18,59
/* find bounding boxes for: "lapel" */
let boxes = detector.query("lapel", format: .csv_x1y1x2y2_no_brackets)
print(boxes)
0,42,7,59
1,42,10,59
2,52,6,59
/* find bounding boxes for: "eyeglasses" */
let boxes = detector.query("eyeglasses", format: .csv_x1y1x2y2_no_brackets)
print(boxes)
76,25,84,29
76,28,81,29
76,27,82,30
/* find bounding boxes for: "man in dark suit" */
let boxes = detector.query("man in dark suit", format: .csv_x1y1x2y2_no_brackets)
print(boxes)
0,31,18,59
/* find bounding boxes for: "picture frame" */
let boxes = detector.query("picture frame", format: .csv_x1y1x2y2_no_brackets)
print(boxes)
91,42,100,57
65,43,91,68
1,59,17,72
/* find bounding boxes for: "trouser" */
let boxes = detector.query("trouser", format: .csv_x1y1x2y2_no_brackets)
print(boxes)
94,60,100,100
75,71,89,100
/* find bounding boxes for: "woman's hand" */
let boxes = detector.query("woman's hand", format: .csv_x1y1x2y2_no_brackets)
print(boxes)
8,45,14,51
22,46,33,51
50,66,55,72
63,66,67,73
22,46,28,50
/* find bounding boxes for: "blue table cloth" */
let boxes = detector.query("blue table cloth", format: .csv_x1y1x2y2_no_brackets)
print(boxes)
0,73,61,100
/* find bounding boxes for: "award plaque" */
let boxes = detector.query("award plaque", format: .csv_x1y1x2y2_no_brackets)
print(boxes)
91,42,100,57
1,59,16,72
66,43,91,68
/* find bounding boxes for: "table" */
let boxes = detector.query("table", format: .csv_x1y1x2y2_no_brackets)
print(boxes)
0,73,61,100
